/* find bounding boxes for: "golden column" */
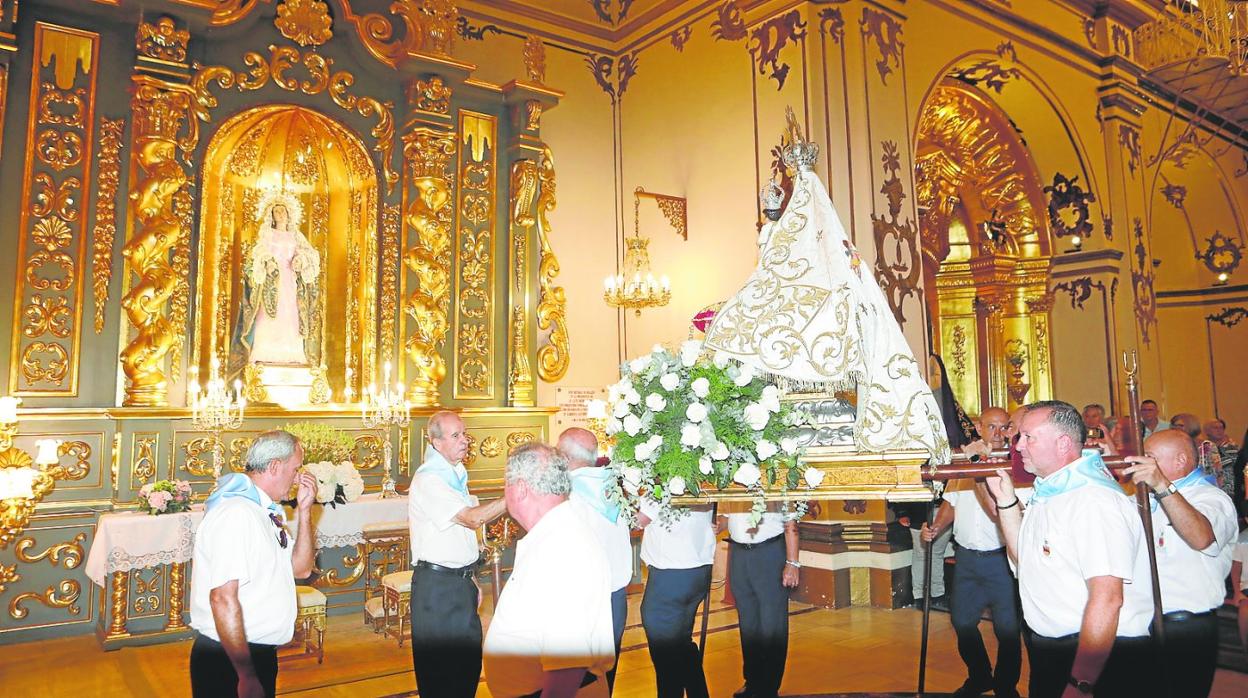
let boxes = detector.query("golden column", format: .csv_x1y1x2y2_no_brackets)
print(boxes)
120,18,193,406
401,76,456,407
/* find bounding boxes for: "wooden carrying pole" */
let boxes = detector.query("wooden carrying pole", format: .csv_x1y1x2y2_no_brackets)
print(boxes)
1120,351,1166,649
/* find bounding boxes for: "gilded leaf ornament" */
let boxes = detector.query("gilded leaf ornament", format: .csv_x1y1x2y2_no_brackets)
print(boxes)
871,141,921,323
92,117,124,333
337,0,458,66
860,7,903,85
275,0,334,47
535,148,570,382
749,11,807,90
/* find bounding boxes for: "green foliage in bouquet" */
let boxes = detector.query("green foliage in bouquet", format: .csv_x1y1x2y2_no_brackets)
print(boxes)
606,341,811,523
284,422,355,464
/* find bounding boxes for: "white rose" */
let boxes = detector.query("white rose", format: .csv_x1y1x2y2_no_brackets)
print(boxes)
668,476,687,496
606,417,623,435
646,393,667,412
586,399,608,419
698,456,713,475
686,402,708,423
756,439,779,461
681,423,703,448
680,340,703,367
780,436,799,455
621,466,643,495
710,441,730,461
743,402,770,431
691,377,710,399
635,441,654,461
623,414,642,436
629,355,652,374
804,467,825,488
660,373,680,391
761,384,781,412
733,462,761,488
713,351,731,368
646,434,664,451
733,362,756,387
613,400,631,418
652,343,666,355
625,388,641,405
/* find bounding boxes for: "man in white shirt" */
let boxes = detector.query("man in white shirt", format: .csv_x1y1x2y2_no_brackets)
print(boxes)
1140,399,1169,439
408,410,508,697
722,505,800,698
1123,429,1237,697
987,400,1152,698
484,442,614,698
638,497,717,698
189,430,317,698
558,427,633,695
922,407,1028,698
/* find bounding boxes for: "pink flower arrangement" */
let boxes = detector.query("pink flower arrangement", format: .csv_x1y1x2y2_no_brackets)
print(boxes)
138,479,193,515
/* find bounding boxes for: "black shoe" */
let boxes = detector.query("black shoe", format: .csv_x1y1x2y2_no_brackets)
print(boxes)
952,678,993,697
929,595,951,612
733,687,753,698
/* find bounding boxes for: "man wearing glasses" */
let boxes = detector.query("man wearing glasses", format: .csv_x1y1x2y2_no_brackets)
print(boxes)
189,430,318,698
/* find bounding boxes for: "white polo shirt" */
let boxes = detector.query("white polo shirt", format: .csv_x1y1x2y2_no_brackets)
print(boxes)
1234,530,1248,592
189,492,296,646
569,495,634,592
726,511,785,545
1017,482,1153,638
408,453,480,568
638,498,716,570
1153,480,1237,613
484,501,615,697
947,483,1033,552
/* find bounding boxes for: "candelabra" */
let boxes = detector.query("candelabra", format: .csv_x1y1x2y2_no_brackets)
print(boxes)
189,357,246,480
362,362,411,498
0,396,64,548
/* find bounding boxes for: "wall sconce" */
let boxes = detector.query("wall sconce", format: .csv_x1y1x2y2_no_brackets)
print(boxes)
604,187,687,316
1065,235,1083,253
0,397,64,549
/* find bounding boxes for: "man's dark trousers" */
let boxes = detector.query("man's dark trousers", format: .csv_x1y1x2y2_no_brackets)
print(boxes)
729,535,790,698
606,584,628,694
642,564,712,698
950,544,1022,696
189,632,279,698
1160,610,1219,697
410,564,481,698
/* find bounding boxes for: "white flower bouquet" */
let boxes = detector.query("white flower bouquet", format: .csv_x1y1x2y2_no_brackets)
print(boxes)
302,461,365,508
605,341,812,524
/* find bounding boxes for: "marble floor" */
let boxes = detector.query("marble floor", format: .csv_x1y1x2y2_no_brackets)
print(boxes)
2,590,1246,697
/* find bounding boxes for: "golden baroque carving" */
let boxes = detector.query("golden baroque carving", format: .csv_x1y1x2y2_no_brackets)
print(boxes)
506,431,535,449
275,0,334,47
106,571,129,639
534,148,569,382
182,436,214,477
168,188,194,382
55,440,92,480
132,434,158,484
0,564,18,595
339,0,458,66
523,35,546,83
507,305,534,405
191,45,398,192
401,126,455,407
120,78,192,406
507,158,539,406
525,101,542,132
165,561,187,630
479,436,504,459
15,532,85,568
455,113,496,398
409,75,452,115
9,579,81,619
314,545,365,587
871,140,921,323
380,204,401,365
242,363,269,403
92,117,124,334
136,16,189,63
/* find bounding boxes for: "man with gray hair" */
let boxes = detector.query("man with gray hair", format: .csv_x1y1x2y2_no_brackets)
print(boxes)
558,427,632,695
987,401,1152,698
190,430,317,698
408,410,507,697
484,442,615,698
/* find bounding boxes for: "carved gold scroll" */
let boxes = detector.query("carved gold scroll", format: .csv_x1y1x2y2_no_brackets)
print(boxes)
120,76,192,406
534,147,569,382
454,112,497,399
10,23,99,396
507,159,538,406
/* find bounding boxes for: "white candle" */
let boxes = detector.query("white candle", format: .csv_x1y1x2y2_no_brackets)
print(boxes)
0,396,20,424
34,439,62,467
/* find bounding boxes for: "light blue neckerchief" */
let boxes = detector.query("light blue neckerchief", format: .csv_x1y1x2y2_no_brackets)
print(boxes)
569,466,620,524
416,445,469,496
1149,467,1217,512
1029,449,1124,505
205,472,282,516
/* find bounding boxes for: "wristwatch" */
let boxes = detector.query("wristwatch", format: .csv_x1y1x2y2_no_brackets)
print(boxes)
784,559,802,569
1067,676,1094,694
1154,481,1179,500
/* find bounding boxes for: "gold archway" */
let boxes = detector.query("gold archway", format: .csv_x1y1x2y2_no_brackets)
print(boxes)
916,82,1054,414
193,104,378,403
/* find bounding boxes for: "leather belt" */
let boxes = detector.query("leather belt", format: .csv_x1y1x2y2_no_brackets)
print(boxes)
1162,609,1215,623
415,559,478,578
956,544,1005,557
729,534,784,550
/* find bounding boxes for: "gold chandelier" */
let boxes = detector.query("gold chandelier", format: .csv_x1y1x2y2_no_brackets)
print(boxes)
604,187,685,316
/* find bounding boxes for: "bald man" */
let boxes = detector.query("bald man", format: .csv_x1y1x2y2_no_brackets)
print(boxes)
1123,429,1236,697
923,407,1027,698
558,427,633,695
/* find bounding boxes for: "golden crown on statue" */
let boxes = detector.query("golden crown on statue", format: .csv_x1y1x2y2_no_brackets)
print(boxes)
255,187,303,229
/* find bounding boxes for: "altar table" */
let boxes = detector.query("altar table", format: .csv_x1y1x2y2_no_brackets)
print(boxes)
83,494,407,649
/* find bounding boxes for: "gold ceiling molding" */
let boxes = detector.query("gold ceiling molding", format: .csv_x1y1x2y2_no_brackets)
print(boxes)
275,0,334,47
915,83,1049,265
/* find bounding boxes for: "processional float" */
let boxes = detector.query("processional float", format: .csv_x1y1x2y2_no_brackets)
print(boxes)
607,111,1166,695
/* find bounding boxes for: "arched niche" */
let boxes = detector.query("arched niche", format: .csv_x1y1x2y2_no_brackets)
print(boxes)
915,81,1055,415
193,104,378,405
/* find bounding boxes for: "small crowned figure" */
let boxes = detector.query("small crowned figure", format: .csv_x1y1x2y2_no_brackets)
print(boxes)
229,190,322,375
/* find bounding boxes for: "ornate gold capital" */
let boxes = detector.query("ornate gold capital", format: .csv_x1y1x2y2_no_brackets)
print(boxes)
408,75,452,115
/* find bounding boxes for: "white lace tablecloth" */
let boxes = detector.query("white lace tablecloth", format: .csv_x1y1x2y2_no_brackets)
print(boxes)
85,494,408,587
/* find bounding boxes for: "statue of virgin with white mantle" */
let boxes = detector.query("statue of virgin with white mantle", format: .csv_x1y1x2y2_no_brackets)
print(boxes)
228,190,322,385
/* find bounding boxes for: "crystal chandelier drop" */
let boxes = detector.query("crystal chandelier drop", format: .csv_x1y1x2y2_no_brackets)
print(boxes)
604,193,671,316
